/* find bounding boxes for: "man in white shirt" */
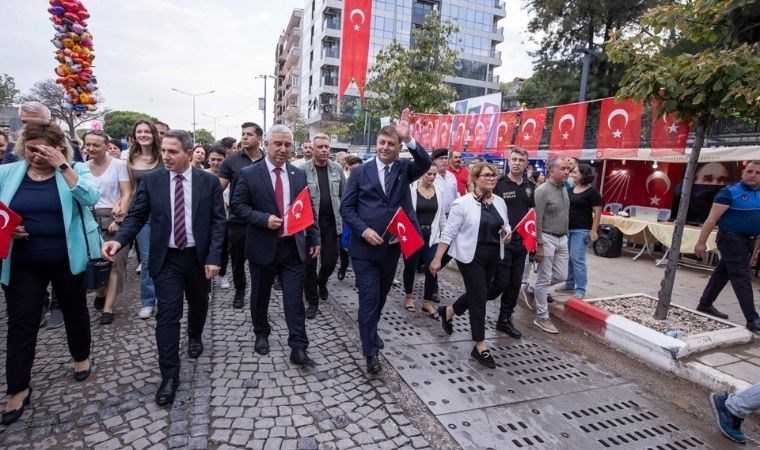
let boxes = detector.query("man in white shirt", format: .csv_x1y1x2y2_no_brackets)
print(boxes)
431,149,459,216
291,141,313,168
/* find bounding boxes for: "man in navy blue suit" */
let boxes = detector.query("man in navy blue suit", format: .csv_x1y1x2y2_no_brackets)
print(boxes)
102,129,226,406
340,108,432,375
230,124,321,368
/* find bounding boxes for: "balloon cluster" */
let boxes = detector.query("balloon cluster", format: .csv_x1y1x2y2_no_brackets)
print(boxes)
48,0,98,113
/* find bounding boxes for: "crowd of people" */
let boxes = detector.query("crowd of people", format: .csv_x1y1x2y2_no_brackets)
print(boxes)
0,101,757,444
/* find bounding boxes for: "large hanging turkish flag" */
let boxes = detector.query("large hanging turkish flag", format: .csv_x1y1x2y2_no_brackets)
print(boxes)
468,113,497,155
548,102,588,158
450,115,468,151
650,100,690,156
433,115,452,149
491,111,518,157
513,107,548,156
596,98,642,158
338,0,372,100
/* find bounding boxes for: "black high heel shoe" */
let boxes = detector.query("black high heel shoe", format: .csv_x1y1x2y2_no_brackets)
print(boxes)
74,360,92,382
1,387,32,425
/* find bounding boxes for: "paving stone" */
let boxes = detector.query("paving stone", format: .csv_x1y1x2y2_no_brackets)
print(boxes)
697,351,742,366
720,361,760,383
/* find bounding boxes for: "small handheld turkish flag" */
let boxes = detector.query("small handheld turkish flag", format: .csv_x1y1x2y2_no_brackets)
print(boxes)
283,187,314,236
514,208,537,253
0,201,22,259
385,207,424,260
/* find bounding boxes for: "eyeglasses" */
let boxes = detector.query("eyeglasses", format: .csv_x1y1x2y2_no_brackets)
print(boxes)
478,174,497,180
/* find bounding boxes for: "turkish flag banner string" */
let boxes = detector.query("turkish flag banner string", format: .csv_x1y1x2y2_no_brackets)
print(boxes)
0,201,22,259
548,102,588,159
384,207,424,260
514,208,537,253
338,0,372,100
513,107,548,156
468,113,497,155
450,115,468,151
650,100,690,156
491,111,518,156
283,187,315,236
596,97,643,159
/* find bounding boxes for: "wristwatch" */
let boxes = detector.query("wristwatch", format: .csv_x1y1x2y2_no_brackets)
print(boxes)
58,162,70,172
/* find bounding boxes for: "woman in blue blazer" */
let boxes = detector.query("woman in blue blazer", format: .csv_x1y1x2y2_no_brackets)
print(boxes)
430,163,511,369
0,122,100,425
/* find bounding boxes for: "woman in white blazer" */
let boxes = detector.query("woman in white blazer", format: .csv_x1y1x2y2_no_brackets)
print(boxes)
403,165,446,318
430,163,511,369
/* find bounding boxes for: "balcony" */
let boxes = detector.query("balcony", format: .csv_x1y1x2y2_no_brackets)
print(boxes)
490,49,502,61
492,25,503,36
321,76,338,87
487,74,500,83
324,17,340,31
322,47,339,59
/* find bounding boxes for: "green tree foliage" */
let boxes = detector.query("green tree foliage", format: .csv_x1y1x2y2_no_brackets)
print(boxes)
192,128,215,144
607,0,760,319
103,110,157,139
523,0,658,105
283,109,309,146
19,79,108,139
320,121,352,142
0,74,20,107
364,11,459,117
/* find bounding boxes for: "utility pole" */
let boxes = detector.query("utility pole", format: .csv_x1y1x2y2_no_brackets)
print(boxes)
255,74,275,135
202,113,230,141
171,88,215,144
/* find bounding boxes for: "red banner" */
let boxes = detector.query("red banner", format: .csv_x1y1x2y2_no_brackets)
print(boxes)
338,0,372,100
596,98,642,158
513,107,548,156
650,100,690,156
433,115,452,149
450,115,468,151
490,111,517,157
468,113,497,155
548,102,588,158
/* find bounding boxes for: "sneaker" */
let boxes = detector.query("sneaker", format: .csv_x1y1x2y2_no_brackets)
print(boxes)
556,285,575,293
747,318,760,333
533,317,558,334
709,392,746,443
217,276,231,289
135,265,142,274
47,308,65,329
392,278,401,287
521,285,535,311
139,306,154,319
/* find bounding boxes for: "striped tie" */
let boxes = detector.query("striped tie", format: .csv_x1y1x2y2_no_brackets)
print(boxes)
173,174,187,250
383,165,390,194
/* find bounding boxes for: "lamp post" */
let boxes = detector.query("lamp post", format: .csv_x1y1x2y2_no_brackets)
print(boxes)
255,74,275,135
202,113,230,141
170,88,215,144
572,46,600,102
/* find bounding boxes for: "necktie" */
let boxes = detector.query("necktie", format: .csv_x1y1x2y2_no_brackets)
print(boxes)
274,168,284,237
173,174,187,250
383,165,390,194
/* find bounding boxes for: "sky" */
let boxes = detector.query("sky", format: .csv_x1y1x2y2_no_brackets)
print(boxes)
3,0,535,138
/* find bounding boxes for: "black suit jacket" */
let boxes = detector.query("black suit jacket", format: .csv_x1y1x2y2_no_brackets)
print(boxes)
230,159,320,265
115,167,226,278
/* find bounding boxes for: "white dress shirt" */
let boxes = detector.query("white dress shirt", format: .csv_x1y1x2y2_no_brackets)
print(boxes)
374,138,419,194
265,157,291,213
169,166,195,248
434,170,459,214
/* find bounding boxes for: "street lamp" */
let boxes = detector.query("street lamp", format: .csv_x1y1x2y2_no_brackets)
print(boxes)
572,45,601,102
202,113,230,140
170,88,215,144
255,74,275,135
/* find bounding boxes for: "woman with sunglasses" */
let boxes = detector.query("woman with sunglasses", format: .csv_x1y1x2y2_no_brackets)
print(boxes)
430,163,511,368
0,121,100,424
85,130,132,324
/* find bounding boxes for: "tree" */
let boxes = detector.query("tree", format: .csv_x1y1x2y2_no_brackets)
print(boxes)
607,0,760,319
103,110,157,139
192,129,214,144
523,0,658,105
0,74,20,107
320,121,352,142
19,79,109,139
283,109,309,145
364,11,459,117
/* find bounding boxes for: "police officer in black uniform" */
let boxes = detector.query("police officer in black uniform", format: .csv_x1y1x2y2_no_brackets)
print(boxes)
488,148,534,337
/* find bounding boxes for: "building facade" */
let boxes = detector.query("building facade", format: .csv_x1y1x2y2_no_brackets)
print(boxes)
274,9,304,128
296,0,506,135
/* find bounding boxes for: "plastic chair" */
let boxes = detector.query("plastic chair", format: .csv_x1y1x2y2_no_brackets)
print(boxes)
657,209,671,221
622,205,637,217
604,203,623,214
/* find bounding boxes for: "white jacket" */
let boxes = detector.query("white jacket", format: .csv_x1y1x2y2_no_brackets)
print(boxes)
439,193,510,263
409,180,445,247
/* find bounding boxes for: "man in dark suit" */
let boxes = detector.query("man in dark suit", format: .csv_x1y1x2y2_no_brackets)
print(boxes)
340,108,432,375
102,129,226,406
230,124,321,368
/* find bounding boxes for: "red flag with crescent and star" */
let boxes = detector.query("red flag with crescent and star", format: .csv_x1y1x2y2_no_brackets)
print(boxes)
650,100,690,156
491,111,518,157
450,115,468,151
433,114,452,149
283,187,314,236
0,201,22,259
548,102,588,158
513,107,548,156
338,0,372,100
596,98,643,158
468,113,497,155
514,208,537,253
385,207,424,260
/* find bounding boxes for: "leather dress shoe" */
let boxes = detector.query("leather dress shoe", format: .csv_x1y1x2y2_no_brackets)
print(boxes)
254,335,269,355
188,337,204,358
748,318,760,333
366,356,381,375
697,304,729,320
318,284,329,301
471,346,496,369
438,306,453,334
233,289,245,309
290,349,316,367
377,337,384,349
155,377,179,406
1,387,32,425
73,361,92,382
336,266,347,281
305,304,318,319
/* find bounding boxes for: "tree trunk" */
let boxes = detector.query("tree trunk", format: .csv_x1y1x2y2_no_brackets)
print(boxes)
654,113,710,319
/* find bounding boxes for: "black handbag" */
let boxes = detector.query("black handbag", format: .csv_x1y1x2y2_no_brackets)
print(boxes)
75,201,112,290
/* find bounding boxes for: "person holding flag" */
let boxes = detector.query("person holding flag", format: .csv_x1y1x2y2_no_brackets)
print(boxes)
430,163,511,369
230,124,321,368
340,108,432,376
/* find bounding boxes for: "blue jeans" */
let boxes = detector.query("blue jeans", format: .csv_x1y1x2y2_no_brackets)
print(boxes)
564,229,590,297
726,382,760,418
135,222,156,308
